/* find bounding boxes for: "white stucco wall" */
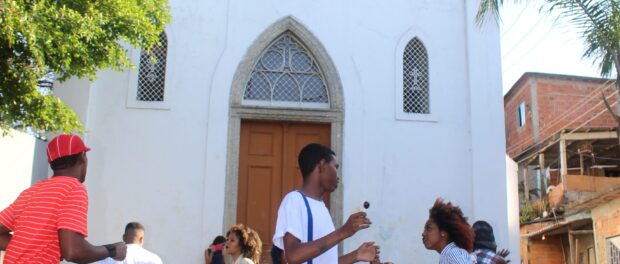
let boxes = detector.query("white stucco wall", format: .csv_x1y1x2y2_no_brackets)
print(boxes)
505,155,521,262
53,78,92,126
0,130,48,208
0,130,48,262
52,0,511,263
0,130,35,208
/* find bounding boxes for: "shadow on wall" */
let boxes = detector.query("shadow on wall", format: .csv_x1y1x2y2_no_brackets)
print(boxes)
31,138,49,184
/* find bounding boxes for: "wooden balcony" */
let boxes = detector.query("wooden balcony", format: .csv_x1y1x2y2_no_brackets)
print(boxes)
565,174,620,192
548,175,620,208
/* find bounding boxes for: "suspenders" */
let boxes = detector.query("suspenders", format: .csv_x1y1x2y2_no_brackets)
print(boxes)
297,190,314,264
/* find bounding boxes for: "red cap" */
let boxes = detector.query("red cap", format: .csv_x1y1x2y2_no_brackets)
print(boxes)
47,134,91,163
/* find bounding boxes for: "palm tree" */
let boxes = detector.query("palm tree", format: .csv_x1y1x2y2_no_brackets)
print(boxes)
477,0,619,85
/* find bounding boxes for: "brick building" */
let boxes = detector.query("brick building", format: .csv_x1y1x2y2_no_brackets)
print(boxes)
505,72,620,264
505,72,617,159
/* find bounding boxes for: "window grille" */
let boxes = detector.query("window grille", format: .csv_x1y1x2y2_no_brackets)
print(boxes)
610,237,620,264
403,38,429,114
137,32,168,102
243,32,329,106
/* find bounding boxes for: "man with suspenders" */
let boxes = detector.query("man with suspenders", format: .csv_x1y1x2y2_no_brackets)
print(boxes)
272,143,379,264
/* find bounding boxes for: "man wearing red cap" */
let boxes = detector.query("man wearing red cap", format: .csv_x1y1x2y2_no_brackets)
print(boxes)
0,134,127,263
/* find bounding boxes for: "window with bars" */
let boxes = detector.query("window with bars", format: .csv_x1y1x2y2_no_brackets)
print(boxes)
137,32,168,102
243,32,329,107
403,38,429,114
609,236,620,264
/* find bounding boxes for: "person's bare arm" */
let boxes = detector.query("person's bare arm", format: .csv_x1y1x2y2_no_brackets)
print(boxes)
0,223,11,251
58,229,127,263
284,229,348,264
283,212,371,264
338,242,378,264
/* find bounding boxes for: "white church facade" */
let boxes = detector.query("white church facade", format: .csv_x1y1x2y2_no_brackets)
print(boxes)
51,0,517,263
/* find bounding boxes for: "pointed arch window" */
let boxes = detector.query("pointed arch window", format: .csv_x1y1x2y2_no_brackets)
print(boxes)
137,32,168,102
403,38,429,114
243,32,329,108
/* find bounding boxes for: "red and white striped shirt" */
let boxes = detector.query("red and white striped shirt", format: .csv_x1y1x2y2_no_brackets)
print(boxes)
0,176,89,264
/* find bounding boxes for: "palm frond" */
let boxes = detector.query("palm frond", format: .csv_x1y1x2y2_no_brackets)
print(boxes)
544,0,620,78
476,0,534,26
545,0,612,33
476,0,504,26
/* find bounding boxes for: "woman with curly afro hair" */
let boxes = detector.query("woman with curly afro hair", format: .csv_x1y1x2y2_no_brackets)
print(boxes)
225,224,263,264
422,198,475,264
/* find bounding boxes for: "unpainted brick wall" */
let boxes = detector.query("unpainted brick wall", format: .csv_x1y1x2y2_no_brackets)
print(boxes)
505,76,616,158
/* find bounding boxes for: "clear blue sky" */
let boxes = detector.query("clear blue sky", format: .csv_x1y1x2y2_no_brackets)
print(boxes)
499,1,603,94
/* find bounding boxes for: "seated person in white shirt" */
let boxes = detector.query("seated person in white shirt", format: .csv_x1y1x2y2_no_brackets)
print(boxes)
99,222,163,264
272,143,380,264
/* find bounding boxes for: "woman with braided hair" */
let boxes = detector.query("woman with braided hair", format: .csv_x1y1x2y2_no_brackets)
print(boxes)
225,224,263,264
422,198,476,264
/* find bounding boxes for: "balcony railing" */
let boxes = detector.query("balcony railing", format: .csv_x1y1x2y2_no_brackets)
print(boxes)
565,174,620,192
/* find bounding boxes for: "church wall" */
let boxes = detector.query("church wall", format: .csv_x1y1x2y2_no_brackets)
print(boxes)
51,0,512,263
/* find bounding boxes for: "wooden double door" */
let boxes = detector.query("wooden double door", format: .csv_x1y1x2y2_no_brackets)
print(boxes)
237,120,331,263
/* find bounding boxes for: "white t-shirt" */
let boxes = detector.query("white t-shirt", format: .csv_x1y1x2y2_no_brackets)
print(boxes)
233,256,255,264
273,191,338,264
98,244,163,264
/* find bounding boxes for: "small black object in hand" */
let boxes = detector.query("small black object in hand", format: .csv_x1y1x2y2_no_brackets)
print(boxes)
363,201,370,209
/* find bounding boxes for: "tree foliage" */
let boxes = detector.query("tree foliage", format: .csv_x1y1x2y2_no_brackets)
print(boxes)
0,0,170,134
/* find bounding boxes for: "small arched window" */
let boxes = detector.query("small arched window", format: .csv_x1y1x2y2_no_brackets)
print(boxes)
137,32,168,102
403,38,429,114
243,32,329,108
